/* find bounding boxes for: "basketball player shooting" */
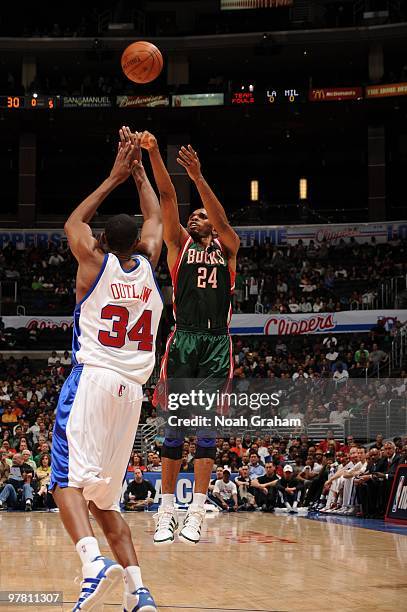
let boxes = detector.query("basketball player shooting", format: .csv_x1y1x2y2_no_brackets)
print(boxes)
141,133,240,545
50,127,162,612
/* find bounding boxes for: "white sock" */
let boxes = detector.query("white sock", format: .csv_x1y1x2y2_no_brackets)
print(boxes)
285,502,292,510
161,494,175,508
75,536,101,566
192,493,207,508
293,501,298,510
124,566,143,593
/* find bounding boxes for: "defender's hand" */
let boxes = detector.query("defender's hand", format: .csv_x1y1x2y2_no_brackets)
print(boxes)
120,126,142,164
110,141,135,184
177,145,202,181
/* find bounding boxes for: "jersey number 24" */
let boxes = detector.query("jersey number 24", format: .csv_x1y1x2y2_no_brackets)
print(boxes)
98,305,153,351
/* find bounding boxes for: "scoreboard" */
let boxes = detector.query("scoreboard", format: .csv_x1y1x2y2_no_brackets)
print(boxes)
0,95,61,109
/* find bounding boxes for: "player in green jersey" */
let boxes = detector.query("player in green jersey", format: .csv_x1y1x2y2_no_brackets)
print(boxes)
141,132,240,545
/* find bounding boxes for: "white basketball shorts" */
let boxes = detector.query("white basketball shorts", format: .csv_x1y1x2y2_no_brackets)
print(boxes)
50,364,142,512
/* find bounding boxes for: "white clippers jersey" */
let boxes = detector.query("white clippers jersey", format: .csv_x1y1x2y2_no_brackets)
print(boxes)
72,253,163,385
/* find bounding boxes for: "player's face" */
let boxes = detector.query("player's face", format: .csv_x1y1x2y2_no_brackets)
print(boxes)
187,209,213,240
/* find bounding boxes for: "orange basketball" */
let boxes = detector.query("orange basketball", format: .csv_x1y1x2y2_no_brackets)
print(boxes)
121,41,163,84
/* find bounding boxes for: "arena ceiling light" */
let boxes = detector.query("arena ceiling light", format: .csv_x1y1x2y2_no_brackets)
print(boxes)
299,178,308,200
250,180,259,202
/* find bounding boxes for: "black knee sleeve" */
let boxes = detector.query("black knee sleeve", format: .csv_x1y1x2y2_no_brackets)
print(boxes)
161,443,183,460
195,446,217,460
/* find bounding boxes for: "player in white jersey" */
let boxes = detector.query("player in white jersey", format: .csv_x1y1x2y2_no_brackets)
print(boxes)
50,128,162,612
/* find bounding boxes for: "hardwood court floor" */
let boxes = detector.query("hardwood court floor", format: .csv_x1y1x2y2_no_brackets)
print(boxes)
0,511,406,612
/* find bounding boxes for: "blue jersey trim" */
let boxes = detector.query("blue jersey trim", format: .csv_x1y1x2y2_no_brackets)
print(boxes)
50,367,83,490
76,253,109,307
138,254,164,305
116,254,141,274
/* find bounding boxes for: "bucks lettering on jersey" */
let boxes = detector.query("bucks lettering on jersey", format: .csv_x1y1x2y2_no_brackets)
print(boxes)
171,236,235,333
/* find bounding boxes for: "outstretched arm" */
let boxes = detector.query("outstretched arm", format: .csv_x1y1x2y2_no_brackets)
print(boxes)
177,145,240,263
65,133,136,261
132,163,163,269
141,132,188,256
120,128,163,269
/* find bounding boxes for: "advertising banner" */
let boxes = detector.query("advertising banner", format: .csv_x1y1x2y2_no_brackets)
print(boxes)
0,221,406,250
385,464,407,525
122,472,237,508
3,310,405,335
309,87,363,102
116,95,169,108
221,0,293,9
63,96,112,108
171,93,224,107
366,82,407,99
229,311,406,335
234,220,407,246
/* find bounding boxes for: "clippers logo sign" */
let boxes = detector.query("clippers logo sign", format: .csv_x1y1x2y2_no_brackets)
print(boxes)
265,314,335,335
385,465,407,525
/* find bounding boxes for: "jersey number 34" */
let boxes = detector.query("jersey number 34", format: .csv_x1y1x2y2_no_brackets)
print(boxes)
98,305,153,351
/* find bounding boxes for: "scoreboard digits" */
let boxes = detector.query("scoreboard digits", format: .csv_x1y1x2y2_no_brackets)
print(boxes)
0,96,60,109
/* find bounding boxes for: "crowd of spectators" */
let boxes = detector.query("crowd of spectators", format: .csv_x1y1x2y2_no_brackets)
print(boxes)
1,236,405,320
0,344,404,516
125,432,407,518
0,241,76,318
227,237,407,314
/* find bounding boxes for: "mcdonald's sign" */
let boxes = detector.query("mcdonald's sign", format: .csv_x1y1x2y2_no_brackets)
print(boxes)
309,87,363,102
221,0,293,9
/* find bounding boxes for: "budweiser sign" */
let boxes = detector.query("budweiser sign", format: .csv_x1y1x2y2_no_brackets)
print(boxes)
265,314,335,335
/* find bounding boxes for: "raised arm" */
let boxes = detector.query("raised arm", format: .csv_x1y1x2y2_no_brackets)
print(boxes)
140,132,188,260
177,145,240,265
132,161,162,269
64,135,136,262
117,127,163,269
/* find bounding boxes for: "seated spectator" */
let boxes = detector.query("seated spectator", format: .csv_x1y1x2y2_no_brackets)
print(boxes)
230,436,244,458
326,347,339,362
21,449,37,471
329,401,352,425
60,351,72,367
251,462,280,511
36,453,51,507
212,469,238,512
332,363,349,385
128,453,146,473
1,404,19,424
148,454,162,472
0,453,35,511
47,351,60,367
234,465,257,511
276,465,304,512
124,468,156,511
248,452,265,478
354,343,369,364
0,448,10,486
368,343,388,372
179,451,194,473
208,467,224,505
